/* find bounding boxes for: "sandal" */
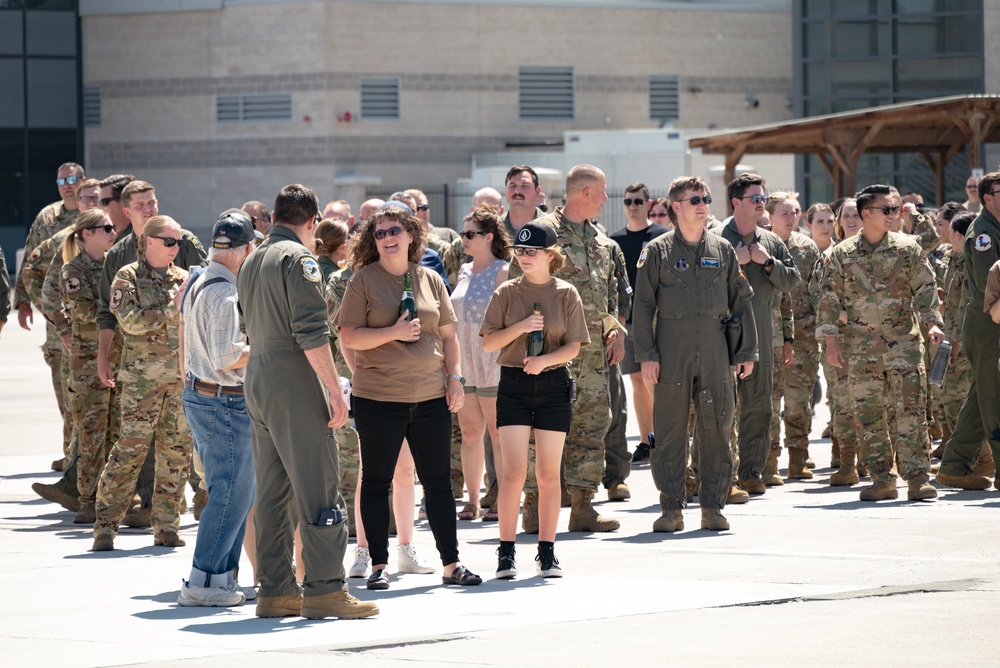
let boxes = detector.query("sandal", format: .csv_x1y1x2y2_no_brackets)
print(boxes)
458,503,481,520
442,564,482,586
482,508,499,522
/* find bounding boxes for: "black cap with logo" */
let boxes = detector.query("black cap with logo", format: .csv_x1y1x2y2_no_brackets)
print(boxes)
212,209,256,249
508,222,557,249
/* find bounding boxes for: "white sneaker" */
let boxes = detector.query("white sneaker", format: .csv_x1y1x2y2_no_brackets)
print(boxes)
397,543,436,574
348,546,371,578
177,579,245,607
229,581,257,601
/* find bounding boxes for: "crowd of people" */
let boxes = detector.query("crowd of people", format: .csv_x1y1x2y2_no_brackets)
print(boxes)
5,159,1000,619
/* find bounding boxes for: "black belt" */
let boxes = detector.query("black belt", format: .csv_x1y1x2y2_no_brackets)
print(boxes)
193,379,244,396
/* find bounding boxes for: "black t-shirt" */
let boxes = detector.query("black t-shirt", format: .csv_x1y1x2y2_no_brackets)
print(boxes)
609,223,670,321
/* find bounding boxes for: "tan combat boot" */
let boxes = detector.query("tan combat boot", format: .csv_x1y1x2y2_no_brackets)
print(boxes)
521,492,539,534
567,489,619,532
686,473,700,502
74,503,97,525
829,444,860,486
907,474,938,501
652,509,683,533
787,448,814,480
830,438,841,469
700,508,730,531
301,590,379,619
154,530,186,547
727,484,750,504
91,534,114,551
762,450,784,487
256,592,303,618
972,444,995,478
738,479,766,495
804,449,816,469
859,480,899,501
192,490,209,521
934,471,991,490
31,482,81,513
607,480,631,501
560,486,572,508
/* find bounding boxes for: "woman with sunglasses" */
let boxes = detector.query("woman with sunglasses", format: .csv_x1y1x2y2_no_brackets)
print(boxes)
337,208,481,589
481,222,589,579
92,215,192,551
52,210,119,524
647,197,674,230
449,205,510,522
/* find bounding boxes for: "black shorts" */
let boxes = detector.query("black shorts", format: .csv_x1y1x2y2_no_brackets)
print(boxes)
496,366,573,433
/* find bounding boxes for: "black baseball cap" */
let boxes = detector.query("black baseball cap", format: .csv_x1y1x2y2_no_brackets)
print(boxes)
212,209,255,249
508,222,557,249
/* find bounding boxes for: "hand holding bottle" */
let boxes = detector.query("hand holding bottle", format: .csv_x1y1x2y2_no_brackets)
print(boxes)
393,310,421,342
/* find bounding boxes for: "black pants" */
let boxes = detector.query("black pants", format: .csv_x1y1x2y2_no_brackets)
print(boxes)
353,395,459,567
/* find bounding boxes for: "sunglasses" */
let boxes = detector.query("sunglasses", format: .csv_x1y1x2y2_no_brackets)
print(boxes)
512,247,541,257
623,198,645,206
152,235,181,247
79,195,101,205
648,212,670,218
89,224,115,234
676,195,712,206
100,196,120,207
416,204,430,212
56,175,80,187
865,205,901,216
373,226,404,241
459,230,488,240
739,194,768,204
966,185,979,190
250,215,270,229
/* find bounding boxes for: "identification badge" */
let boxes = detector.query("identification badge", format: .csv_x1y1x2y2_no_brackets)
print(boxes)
636,247,648,268
701,257,720,269
975,234,993,252
674,257,689,271
301,257,321,282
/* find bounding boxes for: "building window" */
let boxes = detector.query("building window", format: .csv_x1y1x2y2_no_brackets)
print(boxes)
519,66,574,121
649,75,680,123
216,94,292,123
360,78,400,120
83,86,100,127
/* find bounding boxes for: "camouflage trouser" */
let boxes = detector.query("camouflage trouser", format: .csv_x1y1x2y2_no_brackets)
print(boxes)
564,364,612,492
848,358,929,484
602,362,631,487
938,349,972,434
95,379,192,538
70,368,121,507
769,346,785,454
820,343,861,456
337,420,360,508
41,326,72,457
783,336,820,451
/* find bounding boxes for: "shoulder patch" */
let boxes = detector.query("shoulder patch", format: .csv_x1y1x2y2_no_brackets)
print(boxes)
65,277,81,294
975,234,993,252
674,257,689,271
110,288,123,310
301,257,321,282
700,257,720,269
636,246,649,269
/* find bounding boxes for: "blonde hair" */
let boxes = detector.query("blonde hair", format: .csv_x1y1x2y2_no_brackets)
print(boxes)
73,178,101,199
546,246,566,273
62,210,111,263
139,215,181,261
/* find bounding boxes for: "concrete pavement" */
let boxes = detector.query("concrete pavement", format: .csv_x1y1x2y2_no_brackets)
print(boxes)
1,314,998,667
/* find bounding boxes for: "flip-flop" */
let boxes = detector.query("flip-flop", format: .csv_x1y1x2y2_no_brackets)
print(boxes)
442,564,482,586
458,503,481,520
482,508,499,521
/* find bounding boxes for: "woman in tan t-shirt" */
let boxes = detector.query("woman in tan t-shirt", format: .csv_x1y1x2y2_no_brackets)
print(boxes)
481,222,589,580
337,208,481,589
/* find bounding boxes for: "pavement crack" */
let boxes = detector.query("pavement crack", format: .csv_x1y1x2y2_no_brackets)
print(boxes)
724,578,984,607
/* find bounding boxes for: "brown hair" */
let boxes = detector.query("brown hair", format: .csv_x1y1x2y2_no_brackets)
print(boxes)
62,210,111,263
273,183,320,227
764,191,799,215
667,176,710,225
546,246,566,273
350,209,425,270
463,205,511,261
979,171,1000,205
121,180,155,206
834,198,858,240
139,215,181,261
314,218,350,257
805,202,833,223
73,178,101,198
625,182,651,202
727,172,766,203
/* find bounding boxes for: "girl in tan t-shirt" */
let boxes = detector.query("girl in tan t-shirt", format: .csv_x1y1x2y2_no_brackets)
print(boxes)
481,222,589,580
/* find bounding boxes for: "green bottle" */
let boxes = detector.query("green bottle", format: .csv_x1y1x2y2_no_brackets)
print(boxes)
526,303,544,357
399,272,417,322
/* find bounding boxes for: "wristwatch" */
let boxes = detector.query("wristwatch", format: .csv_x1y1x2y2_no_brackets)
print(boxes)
763,257,775,269
448,374,466,385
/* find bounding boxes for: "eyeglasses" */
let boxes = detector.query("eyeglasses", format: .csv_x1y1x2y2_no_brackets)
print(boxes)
739,194,768,205
79,195,101,205
373,226,404,241
100,196,120,207
623,198,645,206
512,247,541,257
151,235,180,248
864,205,901,216
249,215,270,229
648,212,670,218
459,230,488,240
416,204,430,212
56,175,80,187
966,185,979,190
130,199,158,211
676,195,712,206
89,224,115,234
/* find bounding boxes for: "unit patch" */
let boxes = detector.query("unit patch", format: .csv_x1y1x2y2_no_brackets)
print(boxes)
975,234,993,252
636,247,648,268
65,277,82,294
109,288,123,310
674,257,689,271
301,257,321,282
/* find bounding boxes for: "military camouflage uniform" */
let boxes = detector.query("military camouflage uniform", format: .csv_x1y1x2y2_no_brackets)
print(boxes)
938,250,971,435
94,260,192,539
56,251,121,509
817,232,942,484
768,291,793,458
603,240,632,489
0,245,10,326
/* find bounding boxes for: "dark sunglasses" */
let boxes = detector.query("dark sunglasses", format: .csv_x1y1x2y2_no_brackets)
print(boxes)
415,204,430,212
89,224,115,234
648,212,670,218
623,198,645,206
459,230,488,240
373,226,404,241
865,205,901,216
100,196,120,207
512,247,541,257
739,194,768,204
676,195,713,206
152,235,181,247
250,215,270,229
56,175,80,187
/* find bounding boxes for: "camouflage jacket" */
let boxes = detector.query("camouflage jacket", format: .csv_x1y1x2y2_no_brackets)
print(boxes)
110,260,187,384
941,251,967,347
928,242,950,285
910,211,939,253
59,251,120,366
14,201,79,306
41,247,71,336
20,226,74,310
323,264,353,379
771,290,794,349
817,231,942,365
786,230,822,338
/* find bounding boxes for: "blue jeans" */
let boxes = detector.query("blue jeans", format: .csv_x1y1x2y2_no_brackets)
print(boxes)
182,386,255,581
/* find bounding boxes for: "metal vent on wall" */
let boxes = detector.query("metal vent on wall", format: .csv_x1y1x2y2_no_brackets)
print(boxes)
216,94,292,123
519,66,574,121
83,86,101,127
649,75,680,122
360,78,400,120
